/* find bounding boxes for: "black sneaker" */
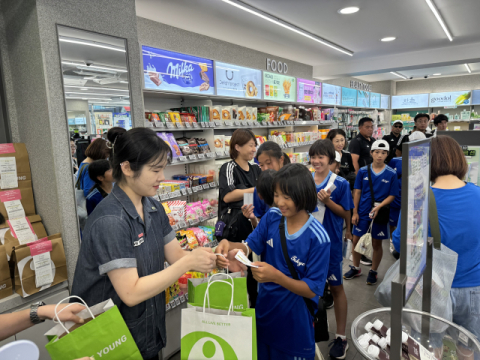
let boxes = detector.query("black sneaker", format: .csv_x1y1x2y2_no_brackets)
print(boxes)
329,337,349,359
323,287,334,309
360,255,372,266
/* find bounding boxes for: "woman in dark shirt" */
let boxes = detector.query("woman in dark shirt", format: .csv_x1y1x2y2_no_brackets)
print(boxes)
327,129,356,189
72,128,217,360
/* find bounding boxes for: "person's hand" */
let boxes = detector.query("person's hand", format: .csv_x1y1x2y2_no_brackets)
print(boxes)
370,206,382,219
224,249,247,274
189,247,217,273
38,304,86,324
352,213,359,226
345,231,353,241
317,189,331,204
241,204,256,220
214,239,230,268
251,262,280,283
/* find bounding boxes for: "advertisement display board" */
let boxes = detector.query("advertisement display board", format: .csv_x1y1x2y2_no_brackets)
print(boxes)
472,90,480,105
341,87,357,107
391,94,429,109
463,146,480,185
429,91,472,107
215,62,262,99
370,93,380,108
142,46,214,95
357,90,370,108
263,72,296,101
113,113,131,129
381,94,390,109
322,83,341,105
297,79,322,103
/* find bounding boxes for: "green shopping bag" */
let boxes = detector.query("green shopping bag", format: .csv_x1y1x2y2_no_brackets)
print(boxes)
44,296,142,360
181,276,257,359
188,272,249,312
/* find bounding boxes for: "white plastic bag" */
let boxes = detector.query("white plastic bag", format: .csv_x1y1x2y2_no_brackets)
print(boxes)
354,222,373,259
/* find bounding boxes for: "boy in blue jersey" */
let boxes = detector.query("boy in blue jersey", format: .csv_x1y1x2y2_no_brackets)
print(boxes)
309,140,354,359
86,159,113,215
243,170,277,228
216,163,330,360
344,140,399,285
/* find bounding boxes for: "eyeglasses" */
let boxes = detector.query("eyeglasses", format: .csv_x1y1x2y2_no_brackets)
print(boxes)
393,125,403,128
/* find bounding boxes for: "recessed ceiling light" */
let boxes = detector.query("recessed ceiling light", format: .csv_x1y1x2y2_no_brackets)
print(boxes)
433,73,441,75
390,71,408,80
381,37,396,42
338,6,359,14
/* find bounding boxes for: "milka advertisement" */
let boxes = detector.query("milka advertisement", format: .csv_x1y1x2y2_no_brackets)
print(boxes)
142,46,214,95
215,62,261,99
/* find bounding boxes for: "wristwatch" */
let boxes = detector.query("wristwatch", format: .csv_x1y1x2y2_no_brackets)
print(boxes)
30,301,46,324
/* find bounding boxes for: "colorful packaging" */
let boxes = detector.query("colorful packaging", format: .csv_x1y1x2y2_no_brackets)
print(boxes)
237,106,246,121
185,230,199,249
231,105,238,120
221,107,232,121
224,136,232,148
211,106,222,121
168,112,182,124
176,138,192,156
214,135,225,152
251,108,257,121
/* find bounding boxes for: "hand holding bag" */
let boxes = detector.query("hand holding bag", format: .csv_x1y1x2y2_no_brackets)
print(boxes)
367,165,390,225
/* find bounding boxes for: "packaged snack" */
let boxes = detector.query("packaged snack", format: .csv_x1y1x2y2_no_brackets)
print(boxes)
251,107,257,121
162,202,171,214
224,136,232,148
246,107,252,121
168,200,186,223
186,207,197,222
188,138,200,154
237,106,246,121
231,105,238,120
168,112,182,124
196,138,211,153
202,106,210,123
211,106,222,121
158,112,168,124
176,138,192,156
257,113,269,122
190,228,209,247
179,113,190,124
164,133,182,159
200,199,213,215
199,226,215,242
214,135,225,152
222,106,232,121
176,232,188,249
185,230,199,249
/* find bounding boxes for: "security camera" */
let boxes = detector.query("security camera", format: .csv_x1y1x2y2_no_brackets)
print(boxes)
85,61,93,66
424,75,428,79
409,77,413,80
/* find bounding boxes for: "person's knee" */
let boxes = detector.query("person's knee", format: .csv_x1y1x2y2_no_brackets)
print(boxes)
372,239,383,251
330,284,345,297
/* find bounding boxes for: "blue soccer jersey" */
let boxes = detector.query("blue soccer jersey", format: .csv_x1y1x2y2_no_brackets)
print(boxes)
354,165,399,219
388,157,402,209
246,208,331,358
253,187,269,218
313,172,354,263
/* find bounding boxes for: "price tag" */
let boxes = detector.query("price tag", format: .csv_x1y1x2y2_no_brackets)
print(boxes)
160,194,169,201
180,295,186,303
202,184,210,190
211,210,218,218
216,151,224,157
178,220,187,228
192,122,199,128
185,293,189,301
209,122,215,128
166,123,175,129
155,122,165,128
170,300,176,309
172,224,179,231
206,152,215,158
176,123,184,129
189,219,198,226
175,190,182,197
224,151,230,157
262,121,268,126
187,188,193,195
233,120,240,126
144,121,154,128
175,298,181,306
184,122,191,128
209,182,216,188
197,154,205,159
214,121,222,126
179,156,187,162
166,303,171,311
169,192,177,199
199,216,207,222
200,123,206,128
193,186,199,193
189,154,197,160
224,120,233,126
180,189,187,196
254,122,260,127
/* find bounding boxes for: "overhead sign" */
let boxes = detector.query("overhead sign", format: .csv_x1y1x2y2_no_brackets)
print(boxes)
391,94,429,109
297,79,321,103
357,90,370,108
341,87,357,107
472,90,480,105
429,90,472,107
215,62,262,99
263,72,296,101
322,84,341,105
142,46,214,95
380,94,390,109
266,58,288,74
350,80,372,91
370,92,380,108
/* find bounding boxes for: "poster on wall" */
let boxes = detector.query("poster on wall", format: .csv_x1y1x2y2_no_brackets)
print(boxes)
472,90,480,105
341,87,357,107
391,94,429,109
263,72,296,101
322,84,341,105
215,62,262,99
370,93,380,108
357,90,370,108
429,91,471,107
114,113,131,130
296,79,322,103
380,94,390,109
74,117,86,125
142,46,215,95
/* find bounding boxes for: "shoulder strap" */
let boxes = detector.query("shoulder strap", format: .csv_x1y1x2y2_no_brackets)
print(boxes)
279,216,316,317
75,163,88,190
367,165,376,208
428,188,441,250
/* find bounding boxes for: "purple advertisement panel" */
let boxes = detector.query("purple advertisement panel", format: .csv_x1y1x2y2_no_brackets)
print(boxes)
297,79,322,104
142,46,214,95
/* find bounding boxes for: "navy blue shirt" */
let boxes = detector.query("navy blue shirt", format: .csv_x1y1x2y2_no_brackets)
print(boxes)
388,157,402,209
86,185,108,215
253,188,269,218
71,185,176,358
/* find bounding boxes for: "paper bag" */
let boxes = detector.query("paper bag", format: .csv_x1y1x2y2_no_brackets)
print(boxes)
11,233,67,297
0,181,36,220
45,297,143,360
0,143,32,189
0,215,47,260
0,244,12,300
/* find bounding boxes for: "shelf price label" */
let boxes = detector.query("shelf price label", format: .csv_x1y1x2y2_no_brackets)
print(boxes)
166,303,171,311
188,219,198,226
199,215,207,222
211,210,218,218
214,121,222,126
184,122,191,128
180,189,187,196
155,122,165,128
192,186,199,193
216,151,224,157
197,154,205,159
200,123,206,128
224,151,230,157
160,194,169,201
262,121,268,126
185,293,188,301
172,224,179,231
179,156,187,162
175,298,181,306
170,300,176,309
202,184,210,190
176,123,184,129
189,154,197,160
209,182,216,188
166,123,174,129
178,220,187,228
192,122,199,128
186,188,193,195
169,192,177,199
224,120,233,126
206,152,215,158
233,120,240,126
180,295,186,303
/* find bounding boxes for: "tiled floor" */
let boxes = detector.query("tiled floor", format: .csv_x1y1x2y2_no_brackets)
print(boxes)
168,241,397,360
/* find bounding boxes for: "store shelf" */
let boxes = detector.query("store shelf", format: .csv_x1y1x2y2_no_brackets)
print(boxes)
168,153,221,167
170,212,218,232
153,183,218,202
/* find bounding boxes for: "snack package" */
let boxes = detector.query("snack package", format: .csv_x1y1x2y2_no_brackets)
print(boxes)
161,202,171,214
196,138,211,154
168,112,182,124
211,106,222,121
167,201,186,224
190,228,209,247
224,136,232,148
246,107,252,121
237,106,246,121
199,226,215,243
176,231,188,250
200,199,213,216
185,230,199,250
231,105,238,120
176,138,192,156
165,133,182,159
221,106,232,121
251,108,257,122
188,138,200,155
214,135,225,152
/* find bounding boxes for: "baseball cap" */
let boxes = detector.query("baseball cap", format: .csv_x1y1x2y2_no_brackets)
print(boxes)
335,151,341,163
408,131,426,141
371,139,390,152
392,120,403,126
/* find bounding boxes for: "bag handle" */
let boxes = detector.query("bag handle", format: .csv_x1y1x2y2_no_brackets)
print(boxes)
367,220,373,234
428,188,441,250
202,279,234,316
54,296,96,334
367,164,376,209
75,163,88,190
279,216,316,318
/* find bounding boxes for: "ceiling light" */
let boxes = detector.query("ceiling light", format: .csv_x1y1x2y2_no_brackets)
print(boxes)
59,36,126,52
119,81,129,84
62,61,128,73
80,88,88,90
381,37,396,42
68,97,112,101
433,73,441,75
464,64,472,73
65,85,129,92
338,7,359,14
66,91,128,96
222,0,354,56
390,71,408,80
425,0,453,41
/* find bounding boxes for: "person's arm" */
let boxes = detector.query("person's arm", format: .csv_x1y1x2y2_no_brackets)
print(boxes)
371,195,395,219
352,189,361,225
323,195,350,219
218,162,255,204
348,139,361,174
0,304,85,341
223,187,254,203
351,153,360,174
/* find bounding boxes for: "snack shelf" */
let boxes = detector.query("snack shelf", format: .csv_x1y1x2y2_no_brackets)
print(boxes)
170,211,218,232
147,120,334,131
168,152,223,167
153,183,218,202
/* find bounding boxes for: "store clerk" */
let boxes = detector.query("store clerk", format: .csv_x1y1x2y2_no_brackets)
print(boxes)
382,120,404,164
71,128,217,360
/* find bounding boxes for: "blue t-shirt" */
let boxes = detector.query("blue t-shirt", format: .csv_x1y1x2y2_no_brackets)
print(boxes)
76,162,96,198
86,187,106,215
253,188,269,218
313,172,354,263
388,158,402,209
354,165,399,218
393,183,480,288
246,208,330,357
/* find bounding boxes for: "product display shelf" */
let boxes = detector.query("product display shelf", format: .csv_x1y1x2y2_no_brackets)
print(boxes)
167,153,220,167
153,183,218,203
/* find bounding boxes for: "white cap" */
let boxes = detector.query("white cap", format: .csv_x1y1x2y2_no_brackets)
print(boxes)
378,337,388,349
386,328,391,337
372,139,390,152
402,332,409,344
359,338,370,350
373,320,384,331
392,120,403,126
386,335,391,346
368,345,381,359
409,131,427,141
364,332,374,340
372,334,381,344
335,151,341,163
365,322,374,332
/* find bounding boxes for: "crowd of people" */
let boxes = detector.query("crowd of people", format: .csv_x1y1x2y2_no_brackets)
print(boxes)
1,114,478,360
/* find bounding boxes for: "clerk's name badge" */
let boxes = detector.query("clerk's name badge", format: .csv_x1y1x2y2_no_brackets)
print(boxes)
134,233,144,247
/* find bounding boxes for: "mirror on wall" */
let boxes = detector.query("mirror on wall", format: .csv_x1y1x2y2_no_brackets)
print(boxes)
57,26,131,232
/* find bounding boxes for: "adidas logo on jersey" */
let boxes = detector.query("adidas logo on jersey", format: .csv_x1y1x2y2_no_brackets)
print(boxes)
377,231,385,236
267,239,274,248
381,179,389,183
328,274,338,281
